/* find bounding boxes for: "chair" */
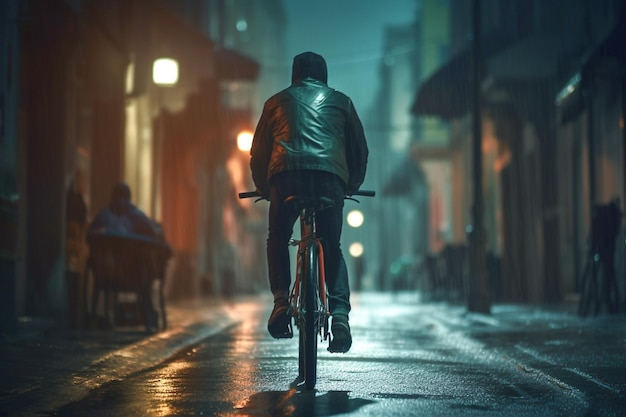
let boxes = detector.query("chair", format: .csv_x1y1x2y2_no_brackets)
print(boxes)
84,232,171,332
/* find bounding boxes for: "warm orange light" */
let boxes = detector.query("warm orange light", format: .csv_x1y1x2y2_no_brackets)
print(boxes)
237,130,254,152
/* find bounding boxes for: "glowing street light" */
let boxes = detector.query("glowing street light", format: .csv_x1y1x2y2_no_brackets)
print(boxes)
237,130,254,152
346,209,364,228
152,58,179,85
349,242,364,258
150,57,179,217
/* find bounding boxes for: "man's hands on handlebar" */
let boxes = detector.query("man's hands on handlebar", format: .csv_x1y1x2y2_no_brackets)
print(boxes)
238,190,375,200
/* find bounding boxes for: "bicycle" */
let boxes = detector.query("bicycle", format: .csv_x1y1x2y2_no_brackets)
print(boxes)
239,189,375,390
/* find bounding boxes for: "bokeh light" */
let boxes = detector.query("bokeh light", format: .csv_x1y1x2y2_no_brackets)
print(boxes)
152,58,179,85
237,130,254,152
349,242,364,258
346,210,364,228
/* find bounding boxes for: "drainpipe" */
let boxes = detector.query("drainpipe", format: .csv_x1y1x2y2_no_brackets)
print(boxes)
468,0,490,314
621,72,626,279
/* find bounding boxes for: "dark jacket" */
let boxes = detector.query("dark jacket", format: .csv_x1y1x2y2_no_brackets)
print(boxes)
250,52,368,197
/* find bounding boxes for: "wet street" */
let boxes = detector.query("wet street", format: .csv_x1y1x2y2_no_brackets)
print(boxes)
41,293,625,416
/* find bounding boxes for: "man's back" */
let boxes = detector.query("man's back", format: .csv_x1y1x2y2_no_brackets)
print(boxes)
263,78,351,185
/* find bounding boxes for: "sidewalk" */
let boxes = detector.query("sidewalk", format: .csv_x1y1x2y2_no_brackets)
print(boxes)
0,296,244,417
414,295,626,401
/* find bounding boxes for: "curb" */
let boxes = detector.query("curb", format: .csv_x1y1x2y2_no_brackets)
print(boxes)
4,310,240,417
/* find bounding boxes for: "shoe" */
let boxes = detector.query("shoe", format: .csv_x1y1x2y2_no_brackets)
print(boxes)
328,314,351,353
267,298,293,339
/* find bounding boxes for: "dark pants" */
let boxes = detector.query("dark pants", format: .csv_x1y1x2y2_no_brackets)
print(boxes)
267,170,350,316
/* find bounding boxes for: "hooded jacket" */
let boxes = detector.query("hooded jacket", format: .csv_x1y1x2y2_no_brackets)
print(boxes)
250,52,368,197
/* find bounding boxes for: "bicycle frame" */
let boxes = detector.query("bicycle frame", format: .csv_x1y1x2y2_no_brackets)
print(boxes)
284,205,330,390
289,206,330,343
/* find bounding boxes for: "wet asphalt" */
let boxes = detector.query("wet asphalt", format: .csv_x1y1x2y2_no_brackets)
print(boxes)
1,293,625,416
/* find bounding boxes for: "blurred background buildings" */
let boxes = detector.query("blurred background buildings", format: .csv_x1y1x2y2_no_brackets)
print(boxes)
1,0,624,331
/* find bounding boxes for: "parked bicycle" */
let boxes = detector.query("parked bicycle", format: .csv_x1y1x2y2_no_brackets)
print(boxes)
239,189,374,390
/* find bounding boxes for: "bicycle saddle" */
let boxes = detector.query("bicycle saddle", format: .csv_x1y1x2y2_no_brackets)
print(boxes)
284,195,335,212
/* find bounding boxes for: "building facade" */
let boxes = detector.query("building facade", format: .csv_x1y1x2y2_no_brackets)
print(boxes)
0,0,263,330
413,0,625,305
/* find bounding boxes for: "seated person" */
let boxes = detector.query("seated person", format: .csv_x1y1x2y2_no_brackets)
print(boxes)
88,182,161,241
86,182,170,331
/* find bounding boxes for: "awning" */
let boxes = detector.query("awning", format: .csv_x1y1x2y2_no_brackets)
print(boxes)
411,33,536,119
557,16,625,124
580,15,626,80
411,49,473,119
411,31,514,119
414,8,624,121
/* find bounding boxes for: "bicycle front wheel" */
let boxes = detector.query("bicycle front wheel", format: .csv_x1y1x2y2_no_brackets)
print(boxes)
301,240,319,390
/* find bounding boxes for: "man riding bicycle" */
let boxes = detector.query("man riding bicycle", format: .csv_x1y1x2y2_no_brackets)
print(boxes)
249,51,369,353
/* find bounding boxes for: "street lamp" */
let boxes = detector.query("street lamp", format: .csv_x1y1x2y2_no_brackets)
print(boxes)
152,58,179,86
150,57,179,219
237,130,254,152
349,241,365,291
347,211,365,290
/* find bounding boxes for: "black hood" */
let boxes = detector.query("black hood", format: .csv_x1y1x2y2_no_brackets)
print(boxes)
109,182,132,214
291,52,327,84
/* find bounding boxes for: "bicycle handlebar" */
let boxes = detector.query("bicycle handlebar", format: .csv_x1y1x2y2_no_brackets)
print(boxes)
238,190,376,200
238,191,262,199
352,190,376,197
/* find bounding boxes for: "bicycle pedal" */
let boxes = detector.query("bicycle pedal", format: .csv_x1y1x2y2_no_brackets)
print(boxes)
272,325,293,339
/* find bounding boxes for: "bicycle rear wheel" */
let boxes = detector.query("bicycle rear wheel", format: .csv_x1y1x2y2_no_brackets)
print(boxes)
300,240,319,390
